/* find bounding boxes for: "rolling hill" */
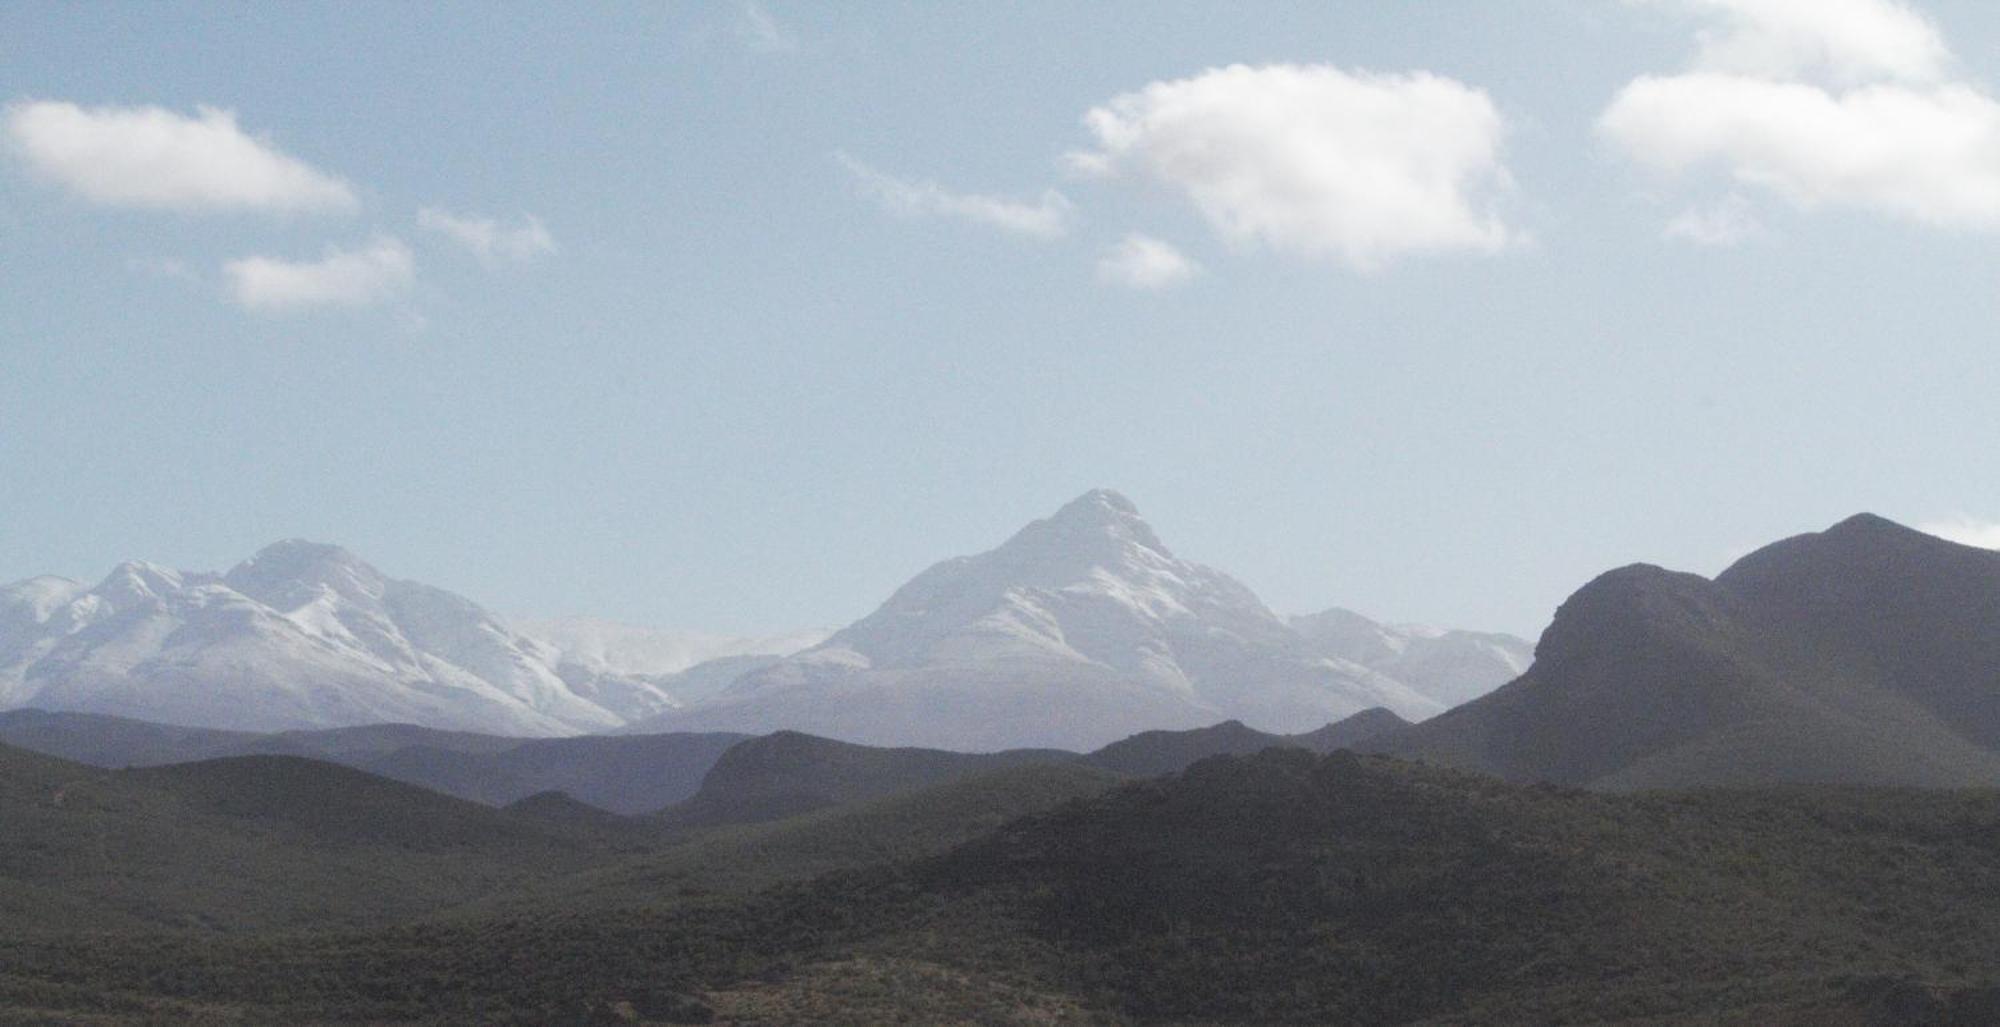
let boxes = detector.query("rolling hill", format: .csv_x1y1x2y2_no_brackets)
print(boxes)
1080,707,1410,776
13,748,2000,1023
0,742,616,935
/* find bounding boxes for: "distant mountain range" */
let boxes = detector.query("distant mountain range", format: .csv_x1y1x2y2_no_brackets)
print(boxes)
10,507,2000,1024
0,705,1410,819
1371,513,2000,789
633,490,1527,749
0,491,1527,745
11,502,1997,790
0,541,666,735
515,617,829,701
0,709,745,815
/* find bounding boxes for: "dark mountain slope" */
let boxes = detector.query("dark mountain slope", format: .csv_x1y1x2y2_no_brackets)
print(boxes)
0,742,614,934
1375,515,2000,789
1716,513,2000,749
667,709,1413,829
0,710,747,813
353,731,748,814
127,755,577,850
1081,719,1285,777
663,731,1077,825
1083,707,1409,777
17,749,2000,1024
495,761,1123,916
1294,705,1411,751
0,708,259,765
912,749,2000,1023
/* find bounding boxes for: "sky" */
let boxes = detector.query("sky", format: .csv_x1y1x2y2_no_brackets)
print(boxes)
3,0,1999,639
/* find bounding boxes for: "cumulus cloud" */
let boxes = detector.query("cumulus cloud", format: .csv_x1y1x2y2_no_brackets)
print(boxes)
418,208,555,264
222,237,414,312
1672,0,1950,84
1097,233,1199,289
738,1,798,53
837,152,1072,239
1601,0,2000,232
1918,514,2000,550
1067,63,1520,271
4,101,356,214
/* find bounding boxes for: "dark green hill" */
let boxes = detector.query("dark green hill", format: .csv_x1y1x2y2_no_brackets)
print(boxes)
14,749,2000,1023
494,761,1123,915
1294,705,1410,749
667,710,1414,830
0,709,259,766
1373,515,2000,789
503,790,644,834
662,730,1079,825
0,742,613,935
1083,708,1409,776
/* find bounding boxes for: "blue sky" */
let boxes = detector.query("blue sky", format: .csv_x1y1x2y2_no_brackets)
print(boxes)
3,0,1998,638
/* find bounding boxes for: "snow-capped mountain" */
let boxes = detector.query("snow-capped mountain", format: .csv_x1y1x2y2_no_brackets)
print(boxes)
517,618,827,680
1289,608,1531,709
0,541,677,735
638,490,1507,750
2,507,1529,745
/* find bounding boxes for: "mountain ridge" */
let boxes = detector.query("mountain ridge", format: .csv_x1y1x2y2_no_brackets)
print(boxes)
1372,513,2000,789
636,489,1520,749
3,496,1524,746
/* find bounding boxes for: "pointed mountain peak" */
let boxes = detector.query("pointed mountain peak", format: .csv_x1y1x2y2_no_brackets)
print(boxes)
241,538,366,568
225,539,387,610
92,561,186,604
1030,488,1169,557
1718,511,1994,595
1055,488,1141,521
1822,512,1913,539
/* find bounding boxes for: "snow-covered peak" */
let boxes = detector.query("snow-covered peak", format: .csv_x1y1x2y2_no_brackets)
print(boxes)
519,617,828,677
92,561,190,608
1,576,88,619
810,489,1245,671
225,539,386,613
671,491,1470,747
1010,487,1172,561
0,540,679,735
1291,607,1533,709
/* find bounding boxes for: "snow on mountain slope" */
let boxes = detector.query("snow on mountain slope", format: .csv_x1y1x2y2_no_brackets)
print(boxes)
517,617,826,678
1289,608,1532,708
642,490,1462,750
0,541,672,735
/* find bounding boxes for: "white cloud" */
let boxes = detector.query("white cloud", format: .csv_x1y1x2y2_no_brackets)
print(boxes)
4,101,356,214
418,208,555,264
1067,63,1521,271
738,1,798,53
837,152,1072,240
222,237,414,312
1663,193,1766,245
1918,514,2000,550
1602,1,2000,233
1673,0,1950,84
1097,233,1199,289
